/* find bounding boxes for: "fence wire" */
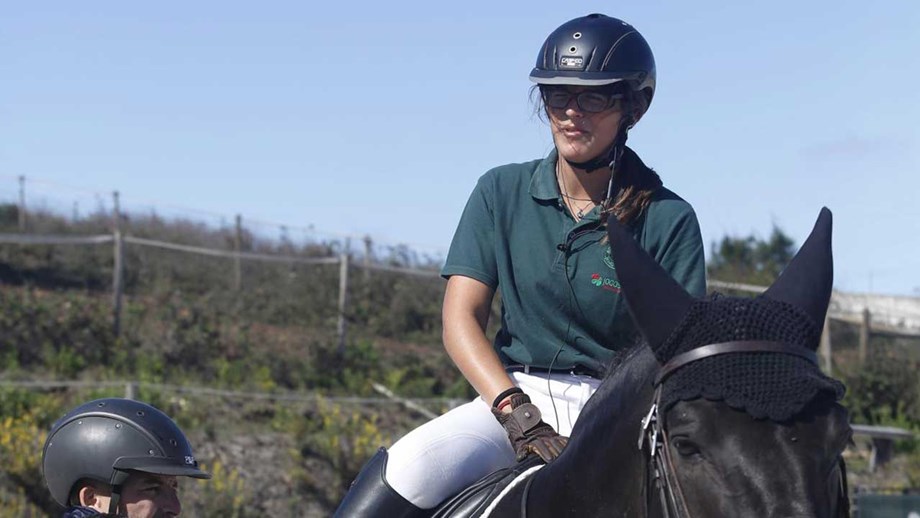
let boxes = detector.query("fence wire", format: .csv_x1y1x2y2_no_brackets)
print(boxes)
0,380,462,410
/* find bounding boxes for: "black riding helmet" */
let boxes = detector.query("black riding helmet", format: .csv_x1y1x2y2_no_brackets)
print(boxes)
530,13,656,107
42,398,210,512
530,14,656,173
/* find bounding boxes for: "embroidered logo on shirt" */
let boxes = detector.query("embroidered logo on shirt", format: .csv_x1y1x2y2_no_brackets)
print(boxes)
603,245,616,270
590,273,621,293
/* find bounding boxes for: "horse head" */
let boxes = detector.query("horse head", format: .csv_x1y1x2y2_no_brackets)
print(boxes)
607,207,851,517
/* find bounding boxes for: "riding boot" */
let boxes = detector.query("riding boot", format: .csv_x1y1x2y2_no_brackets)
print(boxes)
333,447,427,518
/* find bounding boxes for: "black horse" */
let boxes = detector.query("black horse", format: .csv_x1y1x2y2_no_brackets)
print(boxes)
434,208,851,517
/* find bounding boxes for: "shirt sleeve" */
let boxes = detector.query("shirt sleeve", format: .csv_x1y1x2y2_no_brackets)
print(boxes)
440,173,499,288
642,198,707,298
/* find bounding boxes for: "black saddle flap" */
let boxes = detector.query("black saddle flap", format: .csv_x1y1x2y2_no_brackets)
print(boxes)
431,455,544,518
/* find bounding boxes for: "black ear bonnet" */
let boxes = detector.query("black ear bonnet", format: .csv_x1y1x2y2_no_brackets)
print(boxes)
607,208,845,420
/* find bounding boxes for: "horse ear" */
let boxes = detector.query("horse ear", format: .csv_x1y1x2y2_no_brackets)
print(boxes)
606,214,694,350
763,207,834,335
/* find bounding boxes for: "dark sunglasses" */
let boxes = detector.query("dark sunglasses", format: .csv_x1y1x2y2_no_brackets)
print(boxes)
541,87,624,113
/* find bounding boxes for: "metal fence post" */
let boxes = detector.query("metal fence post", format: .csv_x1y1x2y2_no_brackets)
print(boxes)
363,235,372,281
234,214,242,291
124,381,138,400
859,308,871,364
18,176,26,231
112,191,124,337
337,252,349,358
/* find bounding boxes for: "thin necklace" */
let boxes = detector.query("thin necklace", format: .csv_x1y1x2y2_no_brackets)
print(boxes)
560,191,593,202
556,162,597,220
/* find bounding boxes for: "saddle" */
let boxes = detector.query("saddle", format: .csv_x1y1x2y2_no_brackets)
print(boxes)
431,455,544,518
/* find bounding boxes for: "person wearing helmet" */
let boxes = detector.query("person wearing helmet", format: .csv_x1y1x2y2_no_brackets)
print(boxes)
41,398,211,518
334,13,705,516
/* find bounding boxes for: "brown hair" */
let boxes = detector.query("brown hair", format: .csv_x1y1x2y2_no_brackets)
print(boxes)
600,146,662,227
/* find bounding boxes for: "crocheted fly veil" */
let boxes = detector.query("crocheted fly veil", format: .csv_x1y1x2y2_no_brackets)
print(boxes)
607,208,844,421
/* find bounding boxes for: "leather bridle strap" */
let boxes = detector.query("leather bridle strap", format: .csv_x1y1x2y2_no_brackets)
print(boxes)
654,340,818,387
837,457,851,517
659,425,692,516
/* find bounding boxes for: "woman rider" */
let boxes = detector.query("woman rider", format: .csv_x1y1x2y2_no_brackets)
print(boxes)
334,13,706,516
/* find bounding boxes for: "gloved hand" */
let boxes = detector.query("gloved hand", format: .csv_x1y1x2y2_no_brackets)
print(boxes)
491,392,568,462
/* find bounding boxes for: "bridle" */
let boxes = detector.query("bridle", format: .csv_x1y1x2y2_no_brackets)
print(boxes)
637,340,851,518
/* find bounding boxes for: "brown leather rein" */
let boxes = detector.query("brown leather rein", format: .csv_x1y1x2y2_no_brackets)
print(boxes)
638,340,850,518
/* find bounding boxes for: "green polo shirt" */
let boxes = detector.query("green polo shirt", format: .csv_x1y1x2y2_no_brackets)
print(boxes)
442,147,706,373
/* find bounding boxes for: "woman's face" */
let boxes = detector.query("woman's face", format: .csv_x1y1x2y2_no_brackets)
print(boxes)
544,86,626,166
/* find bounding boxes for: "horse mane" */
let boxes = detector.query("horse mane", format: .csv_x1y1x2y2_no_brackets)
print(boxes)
573,343,657,439
546,342,658,473
524,342,660,514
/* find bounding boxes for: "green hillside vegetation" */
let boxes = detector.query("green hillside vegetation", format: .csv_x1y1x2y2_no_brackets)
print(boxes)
1,204,917,515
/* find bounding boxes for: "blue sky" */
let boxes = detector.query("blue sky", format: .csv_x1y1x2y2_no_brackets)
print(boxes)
1,1,918,295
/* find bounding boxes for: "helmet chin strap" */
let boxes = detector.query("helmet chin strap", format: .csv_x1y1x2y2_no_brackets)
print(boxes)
561,121,631,207
107,488,122,516
106,470,129,517
563,132,625,173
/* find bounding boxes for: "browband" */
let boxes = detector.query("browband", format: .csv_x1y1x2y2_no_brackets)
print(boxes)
654,340,818,387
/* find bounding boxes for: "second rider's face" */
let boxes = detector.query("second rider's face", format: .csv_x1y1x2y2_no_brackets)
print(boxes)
546,86,625,166
120,473,182,518
81,473,182,518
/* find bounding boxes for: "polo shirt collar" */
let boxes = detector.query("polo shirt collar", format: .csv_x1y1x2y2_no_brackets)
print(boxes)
529,146,649,202
529,148,560,201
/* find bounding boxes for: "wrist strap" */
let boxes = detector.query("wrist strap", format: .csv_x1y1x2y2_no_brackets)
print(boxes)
510,402,543,433
492,387,524,408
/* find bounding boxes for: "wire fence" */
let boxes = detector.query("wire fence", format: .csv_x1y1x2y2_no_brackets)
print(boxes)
0,174,449,259
0,175,449,355
0,379,461,419
1,174,919,373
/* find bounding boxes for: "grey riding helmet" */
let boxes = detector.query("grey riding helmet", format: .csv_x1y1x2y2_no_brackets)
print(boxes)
42,398,211,508
529,13,657,106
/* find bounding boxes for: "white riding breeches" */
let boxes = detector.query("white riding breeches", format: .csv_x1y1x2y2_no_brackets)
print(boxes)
385,370,603,509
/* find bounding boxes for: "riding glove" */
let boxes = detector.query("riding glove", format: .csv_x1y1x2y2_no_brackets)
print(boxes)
491,392,568,463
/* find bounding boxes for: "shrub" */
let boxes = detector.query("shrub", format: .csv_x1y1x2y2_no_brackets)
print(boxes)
0,408,57,513
291,400,385,504
840,344,920,428
186,460,249,518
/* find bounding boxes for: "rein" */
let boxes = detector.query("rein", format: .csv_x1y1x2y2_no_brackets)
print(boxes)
637,340,849,518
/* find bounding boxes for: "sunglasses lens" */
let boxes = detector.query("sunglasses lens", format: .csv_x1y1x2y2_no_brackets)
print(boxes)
577,92,611,113
543,88,622,112
544,90,572,109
